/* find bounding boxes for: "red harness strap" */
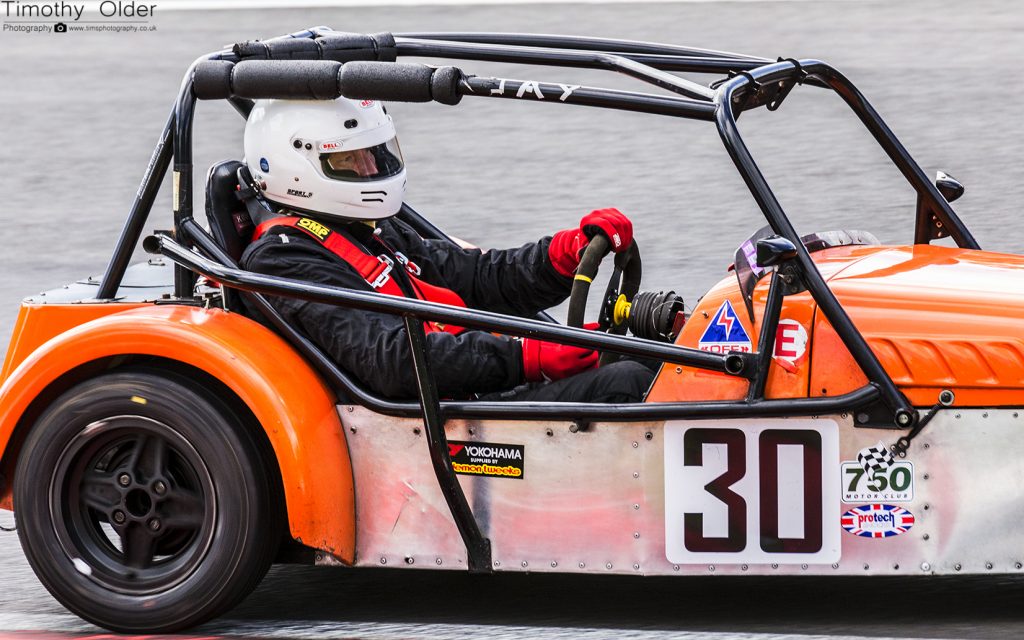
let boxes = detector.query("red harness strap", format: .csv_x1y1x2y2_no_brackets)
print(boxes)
253,216,466,335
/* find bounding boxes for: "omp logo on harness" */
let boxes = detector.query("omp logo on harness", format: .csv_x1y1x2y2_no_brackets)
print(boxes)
296,218,331,241
698,299,752,353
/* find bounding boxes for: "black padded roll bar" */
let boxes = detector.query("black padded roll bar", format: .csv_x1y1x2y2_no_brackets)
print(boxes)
232,31,397,62
192,60,464,105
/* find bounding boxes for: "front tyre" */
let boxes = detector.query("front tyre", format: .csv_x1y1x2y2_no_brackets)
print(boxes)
15,369,280,632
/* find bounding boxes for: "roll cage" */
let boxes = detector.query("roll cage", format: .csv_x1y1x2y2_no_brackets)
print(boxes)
95,27,976,570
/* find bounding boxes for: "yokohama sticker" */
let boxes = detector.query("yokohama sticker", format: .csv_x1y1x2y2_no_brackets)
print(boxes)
448,441,524,479
841,504,915,538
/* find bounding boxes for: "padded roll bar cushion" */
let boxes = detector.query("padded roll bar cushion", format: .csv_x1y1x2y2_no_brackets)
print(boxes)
231,60,343,100
193,60,235,100
339,61,434,102
430,66,464,105
339,61,465,104
369,32,398,62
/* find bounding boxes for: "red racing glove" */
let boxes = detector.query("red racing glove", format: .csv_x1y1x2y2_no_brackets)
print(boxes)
548,208,634,277
521,337,599,382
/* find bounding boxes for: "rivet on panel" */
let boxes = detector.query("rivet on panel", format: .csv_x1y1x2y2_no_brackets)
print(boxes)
494,561,501,567
863,564,870,570
633,504,640,510
413,427,421,436
675,366,683,374
923,533,930,540
605,563,613,570
771,563,778,569
983,412,989,418
708,565,715,572
633,472,639,479
546,429,554,437
831,563,839,569
405,556,414,565
923,443,930,449
923,504,930,511
986,562,993,570
1016,562,1023,570
921,562,931,571
346,406,354,412
954,563,962,571
633,532,640,539
741,564,748,571
579,562,585,569
633,563,640,570
522,561,528,568
380,557,387,565
923,474,930,480
551,561,558,568
673,565,680,571
801,564,808,570
435,558,442,565
645,432,653,441
632,441,639,448
349,427,357,434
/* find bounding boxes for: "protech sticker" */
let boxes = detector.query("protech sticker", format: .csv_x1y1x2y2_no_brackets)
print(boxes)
841,504,915,538
448,441,524,479
698,300,752,353
841,441,914,503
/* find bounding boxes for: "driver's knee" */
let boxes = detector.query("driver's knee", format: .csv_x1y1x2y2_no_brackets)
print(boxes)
585,360,656,403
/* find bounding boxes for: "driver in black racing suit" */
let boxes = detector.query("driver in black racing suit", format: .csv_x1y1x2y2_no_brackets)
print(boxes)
239,97,656,403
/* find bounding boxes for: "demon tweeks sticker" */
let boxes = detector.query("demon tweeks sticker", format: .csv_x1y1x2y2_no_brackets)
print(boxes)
448,441,524,479
841,441,914,503
841,504,915,538
698,300,752,353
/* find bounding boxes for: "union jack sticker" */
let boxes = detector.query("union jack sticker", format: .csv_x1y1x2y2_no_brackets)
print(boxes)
841,503,915,538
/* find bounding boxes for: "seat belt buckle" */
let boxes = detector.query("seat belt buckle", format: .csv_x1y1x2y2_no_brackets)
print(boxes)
393,251,422,276
368,254,394,288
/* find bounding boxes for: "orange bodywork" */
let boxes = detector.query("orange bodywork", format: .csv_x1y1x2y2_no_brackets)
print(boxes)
650,244,1024,406
0,303,356,563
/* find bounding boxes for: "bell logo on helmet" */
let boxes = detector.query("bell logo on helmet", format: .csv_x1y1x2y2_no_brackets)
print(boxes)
359,100,375,108
287,188,314,199
320,142,342,151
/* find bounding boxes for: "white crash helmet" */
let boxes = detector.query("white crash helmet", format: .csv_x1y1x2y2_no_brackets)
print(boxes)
243,97,406,221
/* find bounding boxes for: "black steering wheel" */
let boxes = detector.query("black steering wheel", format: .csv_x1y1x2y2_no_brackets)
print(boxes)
566,234,642,363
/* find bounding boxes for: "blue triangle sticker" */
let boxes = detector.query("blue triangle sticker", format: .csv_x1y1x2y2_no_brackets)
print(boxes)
698,300,752,352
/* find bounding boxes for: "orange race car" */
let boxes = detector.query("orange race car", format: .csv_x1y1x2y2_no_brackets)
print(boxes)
1,26,1022,633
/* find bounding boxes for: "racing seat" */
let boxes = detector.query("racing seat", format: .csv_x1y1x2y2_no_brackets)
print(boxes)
204,159,255,264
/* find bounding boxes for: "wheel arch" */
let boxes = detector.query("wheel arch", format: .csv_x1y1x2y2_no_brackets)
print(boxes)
0,305,355,563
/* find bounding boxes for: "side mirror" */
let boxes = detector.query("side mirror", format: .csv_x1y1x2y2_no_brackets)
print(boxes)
935,171,964,203
755,235,798,268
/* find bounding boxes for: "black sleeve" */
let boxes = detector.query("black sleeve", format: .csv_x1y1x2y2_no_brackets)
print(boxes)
385,221,572,316
240,232,524,399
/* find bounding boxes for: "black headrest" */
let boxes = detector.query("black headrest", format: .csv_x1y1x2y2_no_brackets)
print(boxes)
204,159,253,263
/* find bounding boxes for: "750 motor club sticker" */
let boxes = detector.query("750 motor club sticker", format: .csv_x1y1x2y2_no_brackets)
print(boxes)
448,441,525,479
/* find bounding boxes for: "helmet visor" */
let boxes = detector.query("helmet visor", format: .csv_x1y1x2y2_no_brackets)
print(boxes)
319,137,404,182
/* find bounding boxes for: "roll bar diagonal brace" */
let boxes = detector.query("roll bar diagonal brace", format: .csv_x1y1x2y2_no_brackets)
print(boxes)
97,27,976,566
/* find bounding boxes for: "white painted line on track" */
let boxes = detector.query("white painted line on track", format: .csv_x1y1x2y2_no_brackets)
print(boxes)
0,613,931,640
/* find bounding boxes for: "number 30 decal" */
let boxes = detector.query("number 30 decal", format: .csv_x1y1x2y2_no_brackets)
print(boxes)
665,418,840,565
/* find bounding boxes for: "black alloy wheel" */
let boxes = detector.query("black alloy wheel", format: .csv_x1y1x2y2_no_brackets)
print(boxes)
15,368,282,632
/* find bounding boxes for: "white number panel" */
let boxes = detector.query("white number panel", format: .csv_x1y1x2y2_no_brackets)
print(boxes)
664,418,840,565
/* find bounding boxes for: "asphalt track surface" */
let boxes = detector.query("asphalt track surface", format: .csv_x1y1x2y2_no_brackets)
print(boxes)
3,0,1024,638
